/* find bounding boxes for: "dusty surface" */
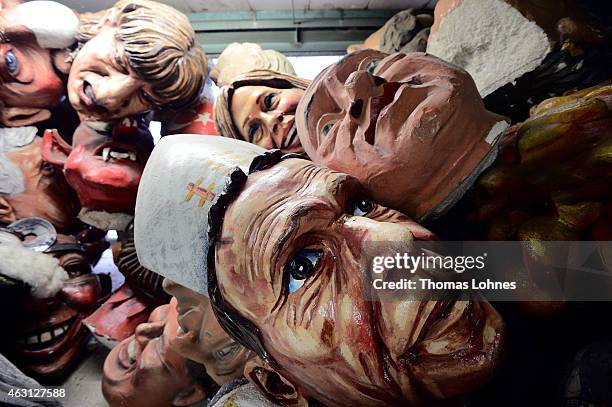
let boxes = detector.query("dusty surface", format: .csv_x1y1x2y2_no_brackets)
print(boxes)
61,345,109,407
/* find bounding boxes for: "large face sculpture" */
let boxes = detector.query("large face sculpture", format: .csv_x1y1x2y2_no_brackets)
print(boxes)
6,233,111,380
162,278,254,385
42,120,153,224
102,298,208,407
296,50,509,220
0,136,79,234
212,158,504,406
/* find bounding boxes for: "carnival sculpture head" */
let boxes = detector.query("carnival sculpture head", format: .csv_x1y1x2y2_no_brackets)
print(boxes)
135,135,505,406
0,127,79,233
0,218,111,381
162,278,254,386
214,69,310,154
102,298,211,407
296,49,510,221
68,0,208,122
42,119,154,230
0,0,78,126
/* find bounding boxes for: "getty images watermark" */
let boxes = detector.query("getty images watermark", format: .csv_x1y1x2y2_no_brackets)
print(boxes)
371,251,518,291
363,241,612,301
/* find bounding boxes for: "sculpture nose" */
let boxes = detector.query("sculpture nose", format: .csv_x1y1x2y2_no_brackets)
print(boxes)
344,71,385,104
344,71,385,121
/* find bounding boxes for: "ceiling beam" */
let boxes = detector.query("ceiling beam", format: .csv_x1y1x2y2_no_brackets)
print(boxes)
189,9,399,56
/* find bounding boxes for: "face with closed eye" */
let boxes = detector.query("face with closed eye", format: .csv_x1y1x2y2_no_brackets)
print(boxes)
230,85,304,153
296,49,508,220
163,279,254,385
214,158,504,406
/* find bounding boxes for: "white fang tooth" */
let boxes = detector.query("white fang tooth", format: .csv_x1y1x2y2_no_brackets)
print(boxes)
26,335,37,345
127,340,137,362
41,332,52,343
110,151,129,159
102,147,111,162
129,152,137,161
54,328,63,337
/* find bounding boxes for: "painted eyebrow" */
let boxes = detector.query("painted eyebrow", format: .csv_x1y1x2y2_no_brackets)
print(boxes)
269,175,355,286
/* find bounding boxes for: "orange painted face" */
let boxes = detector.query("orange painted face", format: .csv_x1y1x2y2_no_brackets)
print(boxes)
103,299,207,407
162,279,254,385
297,50,508,220
213,158,504,406
3,137,79,234
0,35,66,126
230,85,304,153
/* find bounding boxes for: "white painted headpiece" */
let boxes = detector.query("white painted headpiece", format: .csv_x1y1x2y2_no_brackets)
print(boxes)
134,135,267,296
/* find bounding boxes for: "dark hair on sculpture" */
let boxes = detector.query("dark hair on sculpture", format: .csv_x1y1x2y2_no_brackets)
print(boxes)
206,150,284,370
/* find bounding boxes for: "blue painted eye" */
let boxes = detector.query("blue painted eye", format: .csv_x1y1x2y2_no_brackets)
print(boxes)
349,196,374,216
5,50,18,75
286,249,322,294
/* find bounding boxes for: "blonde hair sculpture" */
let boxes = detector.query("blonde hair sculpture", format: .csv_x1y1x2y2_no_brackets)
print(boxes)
77,0,208,111
213,69,310,141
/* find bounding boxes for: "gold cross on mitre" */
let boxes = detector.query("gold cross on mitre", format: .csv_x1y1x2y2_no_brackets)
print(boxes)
184,177,216,207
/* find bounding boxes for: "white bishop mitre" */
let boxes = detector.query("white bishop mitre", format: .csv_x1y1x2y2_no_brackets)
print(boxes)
134,135,267,296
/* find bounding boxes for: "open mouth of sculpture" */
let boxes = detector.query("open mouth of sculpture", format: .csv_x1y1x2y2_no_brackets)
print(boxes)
94,144,140,163
79,81,109,116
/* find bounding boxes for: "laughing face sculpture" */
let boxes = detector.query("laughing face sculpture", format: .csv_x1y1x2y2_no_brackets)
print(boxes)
135,135,505,406
42,119,153,230
297,49,510,222
69,0,208,122
214,70,311,154
0,0,79,127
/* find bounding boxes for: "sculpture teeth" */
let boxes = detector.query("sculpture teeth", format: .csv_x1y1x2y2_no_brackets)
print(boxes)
127,340,137,363
129,152,137,162
19,321,72,347
110,151,130,160
102,147,111,162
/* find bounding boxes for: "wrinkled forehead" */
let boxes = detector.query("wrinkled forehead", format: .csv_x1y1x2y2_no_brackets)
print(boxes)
223,158,355,239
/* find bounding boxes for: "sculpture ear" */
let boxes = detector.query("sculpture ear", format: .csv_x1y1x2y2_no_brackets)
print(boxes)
173,384,207,407
41,129,71,167
0,196,17,224
244,356,307,406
